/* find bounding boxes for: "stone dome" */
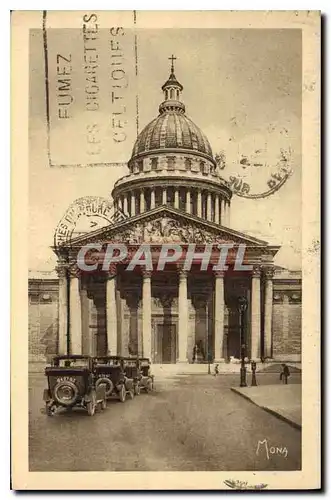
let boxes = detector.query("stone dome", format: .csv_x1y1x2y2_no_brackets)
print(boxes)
131,112,214,160
112,59,232,229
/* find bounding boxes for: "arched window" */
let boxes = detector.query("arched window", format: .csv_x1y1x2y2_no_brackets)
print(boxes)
170,88,174,99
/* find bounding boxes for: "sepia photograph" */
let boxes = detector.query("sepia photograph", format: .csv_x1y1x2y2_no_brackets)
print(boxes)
11,9,320,490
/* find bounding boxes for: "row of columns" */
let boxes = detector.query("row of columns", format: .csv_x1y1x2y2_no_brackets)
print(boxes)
57,265,274,362
116,188,230,226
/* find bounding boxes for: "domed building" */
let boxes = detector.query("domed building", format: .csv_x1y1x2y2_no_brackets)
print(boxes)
51,61,302,367
112,60,231,225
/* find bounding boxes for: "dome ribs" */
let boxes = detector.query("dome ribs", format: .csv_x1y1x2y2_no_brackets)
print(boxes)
180,114,193,150
149,114,165,150
165,114,177,148
173,113,183,147
159,113,171,149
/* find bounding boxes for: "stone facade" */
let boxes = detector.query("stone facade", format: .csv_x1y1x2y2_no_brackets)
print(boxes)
28,266,302,364
28,273,59,362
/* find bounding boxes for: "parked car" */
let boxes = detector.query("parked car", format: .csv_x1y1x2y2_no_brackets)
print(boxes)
94,356,133,402
43,355,107,416
122,357,142,395
138,358,154,393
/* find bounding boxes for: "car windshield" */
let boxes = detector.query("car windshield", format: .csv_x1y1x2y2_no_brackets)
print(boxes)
56,358,90,368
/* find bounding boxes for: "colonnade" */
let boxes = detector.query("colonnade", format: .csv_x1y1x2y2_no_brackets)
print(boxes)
115,187,231,226
56,266,274,362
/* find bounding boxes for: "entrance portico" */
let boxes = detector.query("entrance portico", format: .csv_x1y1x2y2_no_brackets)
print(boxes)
55,207,279,364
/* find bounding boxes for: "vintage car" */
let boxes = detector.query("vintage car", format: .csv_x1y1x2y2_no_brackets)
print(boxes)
43,355,107,416
122,357,142,395
138,358,154,393
94,356,134,402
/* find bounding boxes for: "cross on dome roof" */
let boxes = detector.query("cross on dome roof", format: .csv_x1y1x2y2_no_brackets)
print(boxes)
161,55,183,92
168,54,177,73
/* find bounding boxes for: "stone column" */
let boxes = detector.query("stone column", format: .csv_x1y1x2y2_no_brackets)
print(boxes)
56,265,68,355
197,190,202,217
222,199,227,226
207,193,212,221
215,196,220,224
174,188,179,209
186,189,191,214
69,269,82,354
142,271,152,359
178,270,188,362
131,193,136,216
263,268,274,359
140,190,145,213
251,266,261,361
162,187,167,205
123,195,128,215
118,197,123,211
214,271,225,361
219,198,223,225
106,272,117,355
80,286,90,355
225,200,231,227
150,189,155,209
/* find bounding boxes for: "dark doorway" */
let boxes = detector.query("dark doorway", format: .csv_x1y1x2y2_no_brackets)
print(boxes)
154,323,177,363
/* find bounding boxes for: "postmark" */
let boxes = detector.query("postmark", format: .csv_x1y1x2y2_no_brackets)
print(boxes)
216,145,293,199
42,11,138,167
54,195,127,249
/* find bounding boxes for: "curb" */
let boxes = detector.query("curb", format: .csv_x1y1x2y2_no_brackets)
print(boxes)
230,387,302,430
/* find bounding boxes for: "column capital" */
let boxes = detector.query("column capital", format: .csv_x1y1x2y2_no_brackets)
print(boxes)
105,264,118,278
263,267,275,279
68,264,81,278
214,270,225,279
178,269,188,280
142,270,152,279
55,264,68,278
252,265,261,278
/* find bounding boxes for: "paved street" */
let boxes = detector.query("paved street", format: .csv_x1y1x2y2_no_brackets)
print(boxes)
29,372,301,471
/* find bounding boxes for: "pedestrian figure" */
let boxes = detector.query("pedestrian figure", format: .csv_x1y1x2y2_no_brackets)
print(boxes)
214,364,219,377
280,363,290,384
192,344,198,363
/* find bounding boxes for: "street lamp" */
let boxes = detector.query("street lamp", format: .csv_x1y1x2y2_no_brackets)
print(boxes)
238,296,248,387
207,332,211,374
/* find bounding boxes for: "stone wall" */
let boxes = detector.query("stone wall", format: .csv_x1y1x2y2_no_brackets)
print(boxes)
272,271,302,362
28,277,59,362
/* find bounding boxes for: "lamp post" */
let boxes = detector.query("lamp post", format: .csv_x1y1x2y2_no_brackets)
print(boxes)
207,332,211,374
238,296,248,387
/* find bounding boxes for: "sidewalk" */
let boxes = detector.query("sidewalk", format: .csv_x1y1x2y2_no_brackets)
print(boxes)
231,384,302,429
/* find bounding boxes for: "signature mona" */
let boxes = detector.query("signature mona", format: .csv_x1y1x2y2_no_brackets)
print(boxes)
256,439,288,460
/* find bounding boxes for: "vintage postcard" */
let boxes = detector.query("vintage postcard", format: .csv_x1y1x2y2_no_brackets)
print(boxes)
11,10,320,490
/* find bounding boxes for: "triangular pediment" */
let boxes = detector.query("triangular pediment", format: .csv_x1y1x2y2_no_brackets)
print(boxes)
65,205,270,248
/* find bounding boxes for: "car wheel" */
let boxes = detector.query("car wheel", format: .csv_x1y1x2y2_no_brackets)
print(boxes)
96,377,113,398
45,402,53,416
134,384,140,396
87,401,96,416
147,380,153,393
119,385,126,403
53,380,79,407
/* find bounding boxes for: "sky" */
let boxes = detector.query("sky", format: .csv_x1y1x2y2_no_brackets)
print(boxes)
29,24,302,271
